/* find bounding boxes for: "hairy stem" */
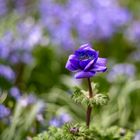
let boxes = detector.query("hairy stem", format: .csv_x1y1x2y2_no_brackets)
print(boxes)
86,78,93,128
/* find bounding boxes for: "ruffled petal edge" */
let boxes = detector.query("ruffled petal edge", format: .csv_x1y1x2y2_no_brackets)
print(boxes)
74,71,95,79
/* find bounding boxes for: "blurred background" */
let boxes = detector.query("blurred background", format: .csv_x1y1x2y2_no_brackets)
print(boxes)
0,0,140,139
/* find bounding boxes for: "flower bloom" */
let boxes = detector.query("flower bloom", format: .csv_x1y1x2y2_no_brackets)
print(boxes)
107,63,135,82
0,104,10,119
0,64,15,81
65,44,107,79
49,113,71,127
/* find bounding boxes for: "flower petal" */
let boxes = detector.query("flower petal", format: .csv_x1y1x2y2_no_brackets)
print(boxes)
79,60,90,69
79,43,91,50
74,71,95,79
65,54,80,71
69,55,79,68
91,65,107,72
65,60,79,72
96,57,107,66
84,60,94,71
75,44,97,56
68,54,77,60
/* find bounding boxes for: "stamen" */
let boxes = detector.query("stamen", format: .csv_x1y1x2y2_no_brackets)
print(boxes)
79,52,94,60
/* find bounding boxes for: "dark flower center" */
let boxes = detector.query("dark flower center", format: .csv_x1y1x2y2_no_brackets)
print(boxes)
79,52,94,60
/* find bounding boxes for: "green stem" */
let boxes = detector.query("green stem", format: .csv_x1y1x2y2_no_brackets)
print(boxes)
86,78,93,128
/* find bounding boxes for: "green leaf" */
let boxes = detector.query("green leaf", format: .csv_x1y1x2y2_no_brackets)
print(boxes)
92,94,109,106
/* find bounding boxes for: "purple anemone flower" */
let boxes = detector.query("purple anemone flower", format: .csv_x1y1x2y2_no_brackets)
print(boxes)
65,44,107,79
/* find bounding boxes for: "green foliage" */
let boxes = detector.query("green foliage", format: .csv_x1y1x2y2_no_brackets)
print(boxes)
91,94,109,106
27,46,62,93
33,124,134,140
0,100,45,140
71,87,87,104
72,84,109,107
94,79,140,130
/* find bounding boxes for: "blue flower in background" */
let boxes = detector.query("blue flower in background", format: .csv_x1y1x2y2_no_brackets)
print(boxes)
0,0,7,16
0,20,43,65
126,21,140,44
0,46,9,60
49,117,61,127
18,94,37,107
0,104,10,119
14,0,27,14
39,0,131,49
9,87,21,100
66,44,107,79
129,50,140,62
134,131,140,140
49,113,71,127
59,113,71,123
17,21,43,49
26,94,37,105
0,65,15,81
107,63,136,82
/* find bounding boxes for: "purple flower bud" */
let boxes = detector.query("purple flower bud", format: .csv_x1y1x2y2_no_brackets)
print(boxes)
27,94,36,105
60,113,71,123
0,104,10,119
70,127,79,134
49,113,71,127
0,65,15,81
49,117,61,127
65,44,107,79
9,87,21,100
